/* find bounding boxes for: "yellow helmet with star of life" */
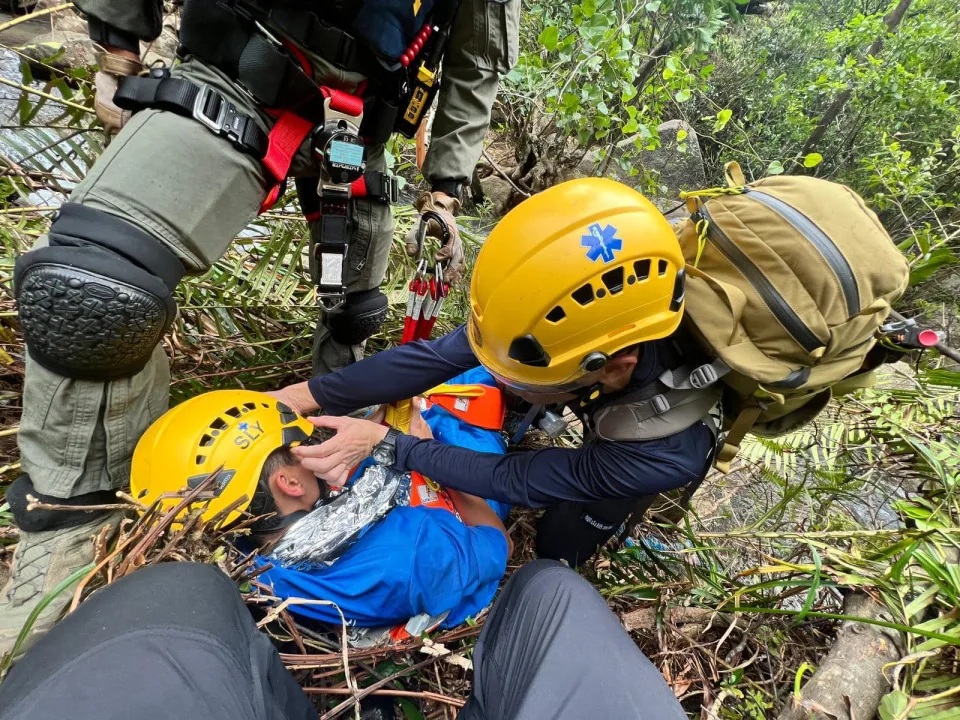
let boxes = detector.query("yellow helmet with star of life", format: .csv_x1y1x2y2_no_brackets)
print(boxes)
130,390,317,527
467,178,685,391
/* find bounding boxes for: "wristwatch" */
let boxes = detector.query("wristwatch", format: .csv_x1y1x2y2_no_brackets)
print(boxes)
372,427,401,466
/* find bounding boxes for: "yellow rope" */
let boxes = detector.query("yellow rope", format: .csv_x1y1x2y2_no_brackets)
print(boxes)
693,217,709,267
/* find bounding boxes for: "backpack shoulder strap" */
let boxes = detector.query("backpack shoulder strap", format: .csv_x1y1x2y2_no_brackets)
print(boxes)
590,375,723,443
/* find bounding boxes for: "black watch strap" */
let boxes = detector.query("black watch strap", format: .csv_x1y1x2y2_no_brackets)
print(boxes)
375,427,401,465
88,17,140,54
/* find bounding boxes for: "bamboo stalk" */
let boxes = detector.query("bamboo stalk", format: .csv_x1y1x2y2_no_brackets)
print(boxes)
0,77,93,115
0,3,74,34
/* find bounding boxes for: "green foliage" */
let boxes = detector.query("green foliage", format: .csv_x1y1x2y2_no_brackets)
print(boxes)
502,0,739,177
685,0,960,274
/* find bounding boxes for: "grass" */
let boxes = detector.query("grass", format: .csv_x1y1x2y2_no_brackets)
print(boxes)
2,16,960,718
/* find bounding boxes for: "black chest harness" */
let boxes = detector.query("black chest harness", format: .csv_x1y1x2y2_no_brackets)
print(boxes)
113,0,459,308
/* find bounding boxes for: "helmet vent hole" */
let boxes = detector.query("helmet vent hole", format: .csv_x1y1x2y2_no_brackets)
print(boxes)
224,407,242,419
658,259,668,276
243,402,257,411
545,306,566,323
634,260,650,281
199,434,215,447
571,284,594,306
195,454,206,465
209,418,228,431
601,266,625,295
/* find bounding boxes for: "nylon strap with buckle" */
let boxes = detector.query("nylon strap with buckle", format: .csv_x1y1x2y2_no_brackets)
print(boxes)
114,73,268,158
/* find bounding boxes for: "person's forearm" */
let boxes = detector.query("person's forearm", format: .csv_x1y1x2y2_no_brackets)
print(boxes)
447,488,512,555
395,429,711,508
308,326,477,415
76,0,164,42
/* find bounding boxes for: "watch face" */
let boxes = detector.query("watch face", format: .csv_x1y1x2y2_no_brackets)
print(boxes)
373,448,392,465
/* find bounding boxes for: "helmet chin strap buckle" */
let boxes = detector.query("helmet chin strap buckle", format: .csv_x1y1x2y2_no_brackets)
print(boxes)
577,382,605,409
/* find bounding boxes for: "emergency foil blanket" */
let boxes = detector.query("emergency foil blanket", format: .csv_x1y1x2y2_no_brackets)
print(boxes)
268,464,411,569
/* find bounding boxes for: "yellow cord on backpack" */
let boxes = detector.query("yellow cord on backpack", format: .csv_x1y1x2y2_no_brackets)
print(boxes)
693,217,710,268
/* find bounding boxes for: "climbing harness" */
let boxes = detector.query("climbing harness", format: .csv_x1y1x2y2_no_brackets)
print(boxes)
112,0,459,309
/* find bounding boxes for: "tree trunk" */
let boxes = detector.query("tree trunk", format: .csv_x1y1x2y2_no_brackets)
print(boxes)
791,0,914,170
777,592,903,720
633,36,675,96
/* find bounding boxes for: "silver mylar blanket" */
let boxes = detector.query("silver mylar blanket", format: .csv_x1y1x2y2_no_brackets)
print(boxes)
268,463,412,570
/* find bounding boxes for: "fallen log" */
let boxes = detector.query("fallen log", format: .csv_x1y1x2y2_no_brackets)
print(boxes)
777,592,903,720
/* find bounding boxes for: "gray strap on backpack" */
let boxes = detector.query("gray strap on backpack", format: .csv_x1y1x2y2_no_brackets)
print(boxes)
658,358,730,391
591,385,724,442
586,359,730,442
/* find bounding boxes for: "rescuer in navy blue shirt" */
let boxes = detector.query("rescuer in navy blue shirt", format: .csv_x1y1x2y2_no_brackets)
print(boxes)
273,180,718,565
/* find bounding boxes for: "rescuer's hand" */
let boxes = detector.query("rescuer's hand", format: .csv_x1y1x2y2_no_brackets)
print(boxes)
94,47,142,135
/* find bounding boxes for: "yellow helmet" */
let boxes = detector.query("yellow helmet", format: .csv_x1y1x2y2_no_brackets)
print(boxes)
468,178,685,390
130,390,316,527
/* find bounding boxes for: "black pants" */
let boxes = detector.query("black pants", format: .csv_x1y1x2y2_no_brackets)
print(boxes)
0,561,684,720
536,495,658,567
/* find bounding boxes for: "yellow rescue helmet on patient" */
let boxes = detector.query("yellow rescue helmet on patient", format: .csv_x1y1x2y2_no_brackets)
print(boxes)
130,390,315,526
467,178,685,390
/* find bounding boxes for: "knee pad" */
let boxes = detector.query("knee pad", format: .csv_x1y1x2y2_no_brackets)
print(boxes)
323,288,388,346
7,474,117,532
14,204,185,380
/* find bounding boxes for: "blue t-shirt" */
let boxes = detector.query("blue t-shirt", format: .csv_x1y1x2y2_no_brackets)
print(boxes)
254,368,509,628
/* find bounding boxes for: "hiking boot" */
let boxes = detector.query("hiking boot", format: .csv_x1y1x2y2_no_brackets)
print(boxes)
0,516,115,661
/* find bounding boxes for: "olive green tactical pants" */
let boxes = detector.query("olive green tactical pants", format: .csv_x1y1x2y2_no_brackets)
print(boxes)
18,57,393,500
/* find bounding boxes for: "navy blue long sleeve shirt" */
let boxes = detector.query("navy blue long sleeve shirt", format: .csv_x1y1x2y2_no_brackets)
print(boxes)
309,326,714,507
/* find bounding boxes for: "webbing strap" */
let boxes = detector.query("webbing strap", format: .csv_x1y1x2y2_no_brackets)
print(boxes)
715,404,763,473
115,74,268,158
301,172,399,220
259,110,315,212
658,359,731,391
324,86,364,117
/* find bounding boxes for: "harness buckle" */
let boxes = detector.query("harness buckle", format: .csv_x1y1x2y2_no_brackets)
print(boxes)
388,175,400,204
192,85,229,134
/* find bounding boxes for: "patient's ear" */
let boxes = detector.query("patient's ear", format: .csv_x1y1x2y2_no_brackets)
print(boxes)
273,468,306,498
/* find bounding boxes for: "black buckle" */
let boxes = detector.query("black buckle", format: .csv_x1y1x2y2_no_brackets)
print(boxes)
192,85,259,154
364,172,400,204
387,175,400,204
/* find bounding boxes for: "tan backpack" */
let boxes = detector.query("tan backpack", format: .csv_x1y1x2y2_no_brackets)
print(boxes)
665,162,910,471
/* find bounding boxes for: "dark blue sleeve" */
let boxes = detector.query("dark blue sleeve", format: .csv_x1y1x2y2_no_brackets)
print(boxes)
308,326,478,415
394,422,714,507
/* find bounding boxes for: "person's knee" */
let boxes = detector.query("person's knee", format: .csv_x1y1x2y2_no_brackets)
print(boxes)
14,204,185,380
504,559,599,607
322,287,388,345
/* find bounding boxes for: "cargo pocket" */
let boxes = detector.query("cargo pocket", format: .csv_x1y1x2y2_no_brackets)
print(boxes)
469,0,520,73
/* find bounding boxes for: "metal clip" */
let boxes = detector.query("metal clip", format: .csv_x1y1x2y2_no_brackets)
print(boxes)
192,85,228,134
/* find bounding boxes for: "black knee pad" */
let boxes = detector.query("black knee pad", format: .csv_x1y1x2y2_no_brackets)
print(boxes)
323,288,388,346
14,204,185,380
7,474,117,532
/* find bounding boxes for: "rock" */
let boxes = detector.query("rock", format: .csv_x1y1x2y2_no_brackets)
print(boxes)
34,1,87,34
17,31,99,75
479,175,514,216
574,119,706,216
